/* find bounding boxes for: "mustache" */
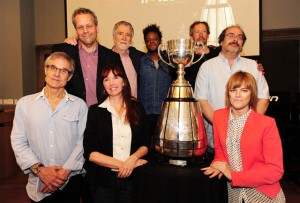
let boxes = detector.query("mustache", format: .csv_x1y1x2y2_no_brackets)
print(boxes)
229,42,239,46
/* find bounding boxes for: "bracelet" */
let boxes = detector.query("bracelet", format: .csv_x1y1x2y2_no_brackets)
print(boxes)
32,163,44,175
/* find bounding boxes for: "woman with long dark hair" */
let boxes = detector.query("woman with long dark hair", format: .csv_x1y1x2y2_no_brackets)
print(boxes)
83,65,149,203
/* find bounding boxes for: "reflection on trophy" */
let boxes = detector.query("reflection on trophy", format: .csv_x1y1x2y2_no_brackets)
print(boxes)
155,39,207,166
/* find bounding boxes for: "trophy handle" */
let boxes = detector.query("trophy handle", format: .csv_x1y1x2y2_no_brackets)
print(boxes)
190,42,205,66
158,43,174,67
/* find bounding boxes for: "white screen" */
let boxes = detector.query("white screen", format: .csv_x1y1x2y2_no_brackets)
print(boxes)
66,0,260,56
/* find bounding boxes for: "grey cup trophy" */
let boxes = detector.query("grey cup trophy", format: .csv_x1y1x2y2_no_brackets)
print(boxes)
155,39,207,166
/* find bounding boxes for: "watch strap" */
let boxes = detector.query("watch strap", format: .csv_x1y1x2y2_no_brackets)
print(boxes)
32,163,44,175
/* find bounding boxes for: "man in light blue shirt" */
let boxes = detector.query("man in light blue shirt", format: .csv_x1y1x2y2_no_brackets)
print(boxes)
11,52,88,202
194,25,269,157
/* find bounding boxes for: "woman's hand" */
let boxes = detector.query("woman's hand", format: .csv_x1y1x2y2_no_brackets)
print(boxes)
201,166,223,179
135,159,148,168
211,161,232,181
118,155,138,178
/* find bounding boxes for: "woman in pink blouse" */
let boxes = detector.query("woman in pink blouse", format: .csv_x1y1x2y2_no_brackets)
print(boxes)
202,71,285,202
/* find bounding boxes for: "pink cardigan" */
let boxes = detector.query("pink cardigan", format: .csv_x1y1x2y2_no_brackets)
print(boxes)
212,108,284,199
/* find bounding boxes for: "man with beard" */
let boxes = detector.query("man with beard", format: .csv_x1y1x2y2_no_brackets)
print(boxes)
111,21,145,98
186,21,264,90
194,25,270,158
52,8,126,107
138,24,175,151
185,21,220,90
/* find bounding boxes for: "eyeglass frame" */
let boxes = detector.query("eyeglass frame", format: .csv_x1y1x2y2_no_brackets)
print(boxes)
45,65,73,75
225,33,245,41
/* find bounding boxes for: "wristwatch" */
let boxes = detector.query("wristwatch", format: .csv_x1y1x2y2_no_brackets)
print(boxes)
32,163,44,175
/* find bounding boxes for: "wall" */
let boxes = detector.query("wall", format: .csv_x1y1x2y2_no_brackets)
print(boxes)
262,0,300,30
34,0,65,45
0,0,23,100
0,0,299,99
0,0,64,101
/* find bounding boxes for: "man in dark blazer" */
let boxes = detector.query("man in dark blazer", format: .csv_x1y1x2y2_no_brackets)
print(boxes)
52,8,126,106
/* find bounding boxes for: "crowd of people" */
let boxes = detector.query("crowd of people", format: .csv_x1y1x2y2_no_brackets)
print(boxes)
10,7,285,203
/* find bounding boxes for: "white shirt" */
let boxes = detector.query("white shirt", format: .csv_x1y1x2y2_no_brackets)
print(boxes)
99,98,131,163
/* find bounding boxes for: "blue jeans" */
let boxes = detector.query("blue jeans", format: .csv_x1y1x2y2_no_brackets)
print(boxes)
90,174,133,203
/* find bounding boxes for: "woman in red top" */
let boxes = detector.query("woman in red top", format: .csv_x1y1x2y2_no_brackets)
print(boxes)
202,71,285,202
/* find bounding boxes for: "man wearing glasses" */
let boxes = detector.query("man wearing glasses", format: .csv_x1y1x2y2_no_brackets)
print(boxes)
11,52,88,203
194,25,270,158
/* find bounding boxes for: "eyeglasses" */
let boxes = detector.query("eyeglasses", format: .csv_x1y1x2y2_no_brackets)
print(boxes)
46,65,73,75
225,33,244,40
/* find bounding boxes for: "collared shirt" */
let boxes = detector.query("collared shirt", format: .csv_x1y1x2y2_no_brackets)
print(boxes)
11,88,88,202
194,53,270,148
138,53,174,114
79,43,98,106
119,50,138,98
99,98,131,162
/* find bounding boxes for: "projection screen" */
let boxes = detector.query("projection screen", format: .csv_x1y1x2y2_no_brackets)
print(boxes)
65,0,261,56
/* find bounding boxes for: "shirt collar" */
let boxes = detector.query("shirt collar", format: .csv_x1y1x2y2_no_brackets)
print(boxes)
35,88,74,102
219,52,241,63
78,41,98,54
99,97,126,117
112,46,130,56
229,107,251,122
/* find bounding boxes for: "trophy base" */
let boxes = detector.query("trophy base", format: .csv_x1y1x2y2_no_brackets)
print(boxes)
154,153,206,167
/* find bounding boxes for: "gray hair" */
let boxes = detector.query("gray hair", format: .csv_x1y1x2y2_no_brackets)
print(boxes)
112,21,134,37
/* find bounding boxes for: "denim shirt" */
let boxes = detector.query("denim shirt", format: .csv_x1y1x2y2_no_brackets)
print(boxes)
138,53,174,114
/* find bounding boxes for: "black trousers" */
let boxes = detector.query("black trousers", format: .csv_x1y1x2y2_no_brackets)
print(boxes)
146,114,159,153
31,174,83,203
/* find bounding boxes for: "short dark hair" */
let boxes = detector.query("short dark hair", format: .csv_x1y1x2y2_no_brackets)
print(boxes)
189,21,210,36
72,8,98,28
218,25,247,45
143,24,163,41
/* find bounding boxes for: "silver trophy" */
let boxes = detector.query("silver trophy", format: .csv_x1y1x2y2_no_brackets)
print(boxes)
155,39,207,166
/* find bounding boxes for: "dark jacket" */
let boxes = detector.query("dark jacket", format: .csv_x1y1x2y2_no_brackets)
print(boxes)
128,46,145,75
83,101,150,187
52,43,126,104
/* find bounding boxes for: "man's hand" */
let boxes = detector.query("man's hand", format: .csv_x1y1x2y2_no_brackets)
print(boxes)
37,166,69,193
64,36,78,46
256,61,265,75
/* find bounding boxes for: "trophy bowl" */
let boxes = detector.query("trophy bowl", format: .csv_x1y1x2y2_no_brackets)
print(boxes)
155,39,207,166
158,38,204,68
